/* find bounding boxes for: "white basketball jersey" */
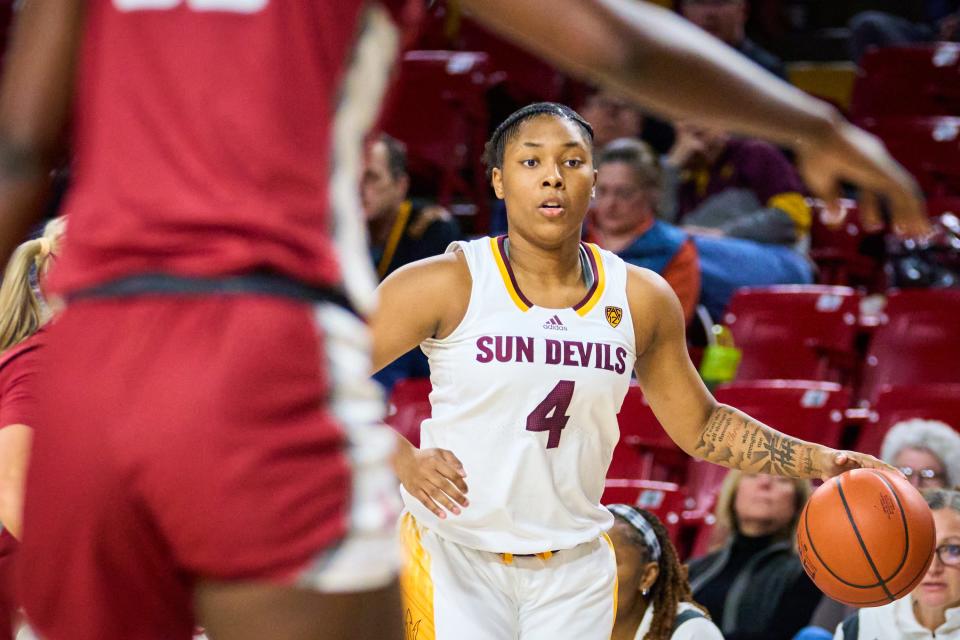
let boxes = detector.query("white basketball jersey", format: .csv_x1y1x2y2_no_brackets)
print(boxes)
400,236,637,553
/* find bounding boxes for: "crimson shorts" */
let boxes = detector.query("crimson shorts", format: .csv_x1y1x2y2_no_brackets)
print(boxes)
18,295,400,640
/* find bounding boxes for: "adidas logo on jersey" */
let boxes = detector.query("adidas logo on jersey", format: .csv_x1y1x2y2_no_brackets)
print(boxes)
543,315,568,331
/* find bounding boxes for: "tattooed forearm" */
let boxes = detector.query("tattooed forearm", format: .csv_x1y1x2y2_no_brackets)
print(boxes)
693,405,826,478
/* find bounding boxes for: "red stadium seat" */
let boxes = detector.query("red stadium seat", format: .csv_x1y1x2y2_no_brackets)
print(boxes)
861,116,960,197
809,198,885,287
713,380,851,447
385,377,432,448
612,386,687,483
859,289,960,404
679,460,729,560
379,50,494,220
854,384,960,456
851,44,960,120
724,286,862,382
457,19,567,106
602,479,685,545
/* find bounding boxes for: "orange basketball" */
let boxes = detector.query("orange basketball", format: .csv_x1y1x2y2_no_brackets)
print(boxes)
796,468,936,607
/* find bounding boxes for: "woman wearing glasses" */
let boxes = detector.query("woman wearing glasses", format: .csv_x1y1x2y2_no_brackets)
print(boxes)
880,419,960,490
835,489,960,639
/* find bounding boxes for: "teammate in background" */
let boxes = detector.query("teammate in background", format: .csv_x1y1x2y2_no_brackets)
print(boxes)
373,103,896,640
0,1,928,639
0,218,64,640
606,504,723,640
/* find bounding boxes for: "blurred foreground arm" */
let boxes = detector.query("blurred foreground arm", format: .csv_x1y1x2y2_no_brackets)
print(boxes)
464,0,926,235
0,0,83,265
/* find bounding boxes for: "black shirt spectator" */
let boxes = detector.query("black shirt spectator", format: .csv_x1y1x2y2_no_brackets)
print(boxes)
362,133,460,390
687,471,822,640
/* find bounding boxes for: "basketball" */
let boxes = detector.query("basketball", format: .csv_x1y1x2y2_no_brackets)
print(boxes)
797,468,936,607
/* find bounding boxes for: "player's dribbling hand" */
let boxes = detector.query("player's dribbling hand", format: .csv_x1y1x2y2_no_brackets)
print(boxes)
395,447,469,519
798,119,931,238
817,448,904,482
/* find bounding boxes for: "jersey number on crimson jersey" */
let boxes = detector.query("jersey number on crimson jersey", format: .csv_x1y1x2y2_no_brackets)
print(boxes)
113,0,267,12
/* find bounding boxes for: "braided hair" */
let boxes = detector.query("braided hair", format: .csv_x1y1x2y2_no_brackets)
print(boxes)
481,102,594,179
611,507,709,640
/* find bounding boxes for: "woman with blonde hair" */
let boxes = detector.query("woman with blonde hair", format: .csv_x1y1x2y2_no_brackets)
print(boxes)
0,217,64,640
687,470,821,640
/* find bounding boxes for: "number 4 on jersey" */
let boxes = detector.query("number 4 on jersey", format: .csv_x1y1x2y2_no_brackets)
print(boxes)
526,381,575,449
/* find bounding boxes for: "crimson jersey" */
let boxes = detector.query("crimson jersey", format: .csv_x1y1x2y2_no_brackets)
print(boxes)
51,0,417,311
0,332,44,640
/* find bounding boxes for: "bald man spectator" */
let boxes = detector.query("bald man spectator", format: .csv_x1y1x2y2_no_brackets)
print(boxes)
362,133,461,390
680,0,786,79
363,133,461,281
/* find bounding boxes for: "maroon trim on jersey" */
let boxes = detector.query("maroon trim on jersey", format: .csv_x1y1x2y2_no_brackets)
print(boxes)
496,235,601,311
572,244,601,312
496,235,535,309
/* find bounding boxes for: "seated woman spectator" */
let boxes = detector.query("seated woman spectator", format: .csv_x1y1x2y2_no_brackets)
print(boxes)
881,419,960,490
591,140,701,323
687,471,822,640
835,488,960,639
591,138,813,321
797,420,960,640
607,504,723,640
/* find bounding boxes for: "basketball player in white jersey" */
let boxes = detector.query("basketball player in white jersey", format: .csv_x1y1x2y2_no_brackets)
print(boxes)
371,103,897,640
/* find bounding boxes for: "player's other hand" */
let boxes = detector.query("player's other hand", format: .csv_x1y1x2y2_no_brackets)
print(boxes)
798,118,931,238
817,448,904,482
395,446,469,519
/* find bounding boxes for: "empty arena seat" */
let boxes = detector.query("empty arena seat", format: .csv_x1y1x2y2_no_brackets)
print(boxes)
851,44,960,120
457,19,567,106
602,479,685,544
861,116,960,196
854,384,960,456
809,198,885,287
724,286,862,382
613,386,687,483
379,50,493,216
713,380,851,447
385,377,432,448
859,289,960,404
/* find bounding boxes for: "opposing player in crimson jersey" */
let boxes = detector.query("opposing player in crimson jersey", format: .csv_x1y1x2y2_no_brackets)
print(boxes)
0,1,929,639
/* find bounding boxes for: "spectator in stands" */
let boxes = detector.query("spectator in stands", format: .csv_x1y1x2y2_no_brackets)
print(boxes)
660,122,813,318
848,2,960,63
662,122,811,248
592,139,700,323
578,90,644,150
362,133,460,390
834,488,960,639
592,137,812,321
607,504,724,640
679,0,786,79
687,471,821,640
880,419,960,490
362,133,461,281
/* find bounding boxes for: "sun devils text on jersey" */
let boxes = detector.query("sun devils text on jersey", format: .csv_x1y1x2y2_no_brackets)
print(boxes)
401,236,637,553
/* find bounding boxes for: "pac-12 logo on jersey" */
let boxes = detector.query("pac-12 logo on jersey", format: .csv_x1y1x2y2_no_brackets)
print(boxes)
605,306,623,328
